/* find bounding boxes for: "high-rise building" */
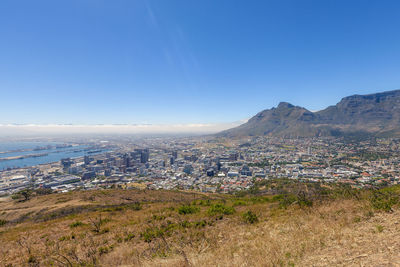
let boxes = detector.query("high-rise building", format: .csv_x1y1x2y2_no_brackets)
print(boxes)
133,149,150,164
216,158,222,171
206,169,215,177
61,158,72,169
123,154,131,167
140,149,149,163
84,155,91,165
183,164,193,174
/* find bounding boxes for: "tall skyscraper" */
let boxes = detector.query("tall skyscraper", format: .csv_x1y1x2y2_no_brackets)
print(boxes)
84,155,91,165
140,149,149,163
134,148,150,164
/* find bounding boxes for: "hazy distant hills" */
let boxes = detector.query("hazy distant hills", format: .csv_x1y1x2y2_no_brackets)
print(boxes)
218,89,400,138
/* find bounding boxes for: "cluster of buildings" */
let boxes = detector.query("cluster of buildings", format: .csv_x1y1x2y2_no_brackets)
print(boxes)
1,136,400,196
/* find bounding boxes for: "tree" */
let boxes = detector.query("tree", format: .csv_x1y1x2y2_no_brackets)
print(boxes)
12,189,33,202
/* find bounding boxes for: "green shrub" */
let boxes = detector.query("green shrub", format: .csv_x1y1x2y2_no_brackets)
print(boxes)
271,194,285,202
69,221,84,228
141,226,164,242
178,205,200,215
242,211,259,224
296,191,313,207
376,224,384,233
179,220,192,228
232,200,248,206
0,219,7,227
278,194,298,209
140,222,178,242
370,190,399,212
194,220,208,227
152,214,166,221
12,189,33,201
124,232,135,241
207,204,235,215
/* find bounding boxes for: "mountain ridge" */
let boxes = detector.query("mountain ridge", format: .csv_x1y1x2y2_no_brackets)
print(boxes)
218,89,400,138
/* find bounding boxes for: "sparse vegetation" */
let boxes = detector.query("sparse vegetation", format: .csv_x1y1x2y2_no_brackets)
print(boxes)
12,188,33,202
375,224,384,233
177,205,199,215
242,210,259,224
69,221,85,228
207,203,235,215
0,219,7,226
1,185,400,266
369,189,399,212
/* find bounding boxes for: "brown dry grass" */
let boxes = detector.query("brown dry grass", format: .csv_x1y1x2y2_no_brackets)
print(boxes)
0,188,399,266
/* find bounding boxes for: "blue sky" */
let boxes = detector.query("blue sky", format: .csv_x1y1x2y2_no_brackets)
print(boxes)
1,0,400,125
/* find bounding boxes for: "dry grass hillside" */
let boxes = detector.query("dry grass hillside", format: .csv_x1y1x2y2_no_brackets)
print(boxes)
1,181,400,266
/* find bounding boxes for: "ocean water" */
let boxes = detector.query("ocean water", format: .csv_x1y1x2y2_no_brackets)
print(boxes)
0,142,106,170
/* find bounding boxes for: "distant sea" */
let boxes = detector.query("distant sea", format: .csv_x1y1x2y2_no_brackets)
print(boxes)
0,141,106,170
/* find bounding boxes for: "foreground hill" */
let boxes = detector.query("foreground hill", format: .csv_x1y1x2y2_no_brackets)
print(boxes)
218,89,400,138
1,183,400,266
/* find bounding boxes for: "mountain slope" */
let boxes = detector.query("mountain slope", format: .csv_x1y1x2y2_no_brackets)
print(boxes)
218,89,400,138
1,184,400,266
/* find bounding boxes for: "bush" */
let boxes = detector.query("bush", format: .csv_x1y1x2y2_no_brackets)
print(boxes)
178,205,199,215
89,215,111,233
12,189,33,202
242,211,259,224
124,232,135,242
232,200,248,206
207,204,235,215
127,202,142,211
0,219,7,226
278,194,298,209
141,227,162,242
296,191,313,207
370,190,399,212
140,221,180,243
194,220,208,227
179,220,192,228
376,224,384,233
192,199,211,206
152,214,166,221
69,221,84,228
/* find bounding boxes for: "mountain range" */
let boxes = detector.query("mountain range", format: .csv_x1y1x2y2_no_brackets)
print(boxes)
218,89,400,138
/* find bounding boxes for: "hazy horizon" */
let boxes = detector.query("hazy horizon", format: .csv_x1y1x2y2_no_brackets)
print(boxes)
0,120,246,137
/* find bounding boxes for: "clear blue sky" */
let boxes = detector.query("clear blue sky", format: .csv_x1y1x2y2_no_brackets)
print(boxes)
1,0,400,124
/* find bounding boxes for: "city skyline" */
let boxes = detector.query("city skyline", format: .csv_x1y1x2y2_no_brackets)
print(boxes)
1,0,400,124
